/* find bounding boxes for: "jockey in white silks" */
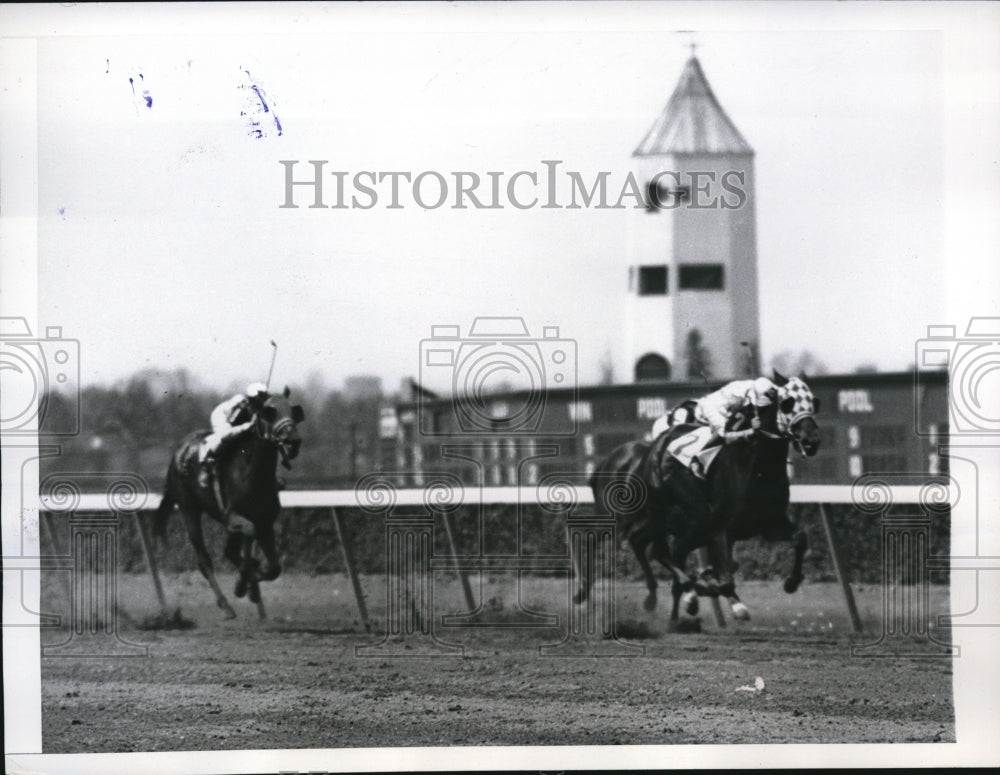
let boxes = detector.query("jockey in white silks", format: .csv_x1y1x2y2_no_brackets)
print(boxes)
198,382,270,486
651,377,778,444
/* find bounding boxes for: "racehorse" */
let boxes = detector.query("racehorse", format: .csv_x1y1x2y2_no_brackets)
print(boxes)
152,387,304,619
580,373,821,624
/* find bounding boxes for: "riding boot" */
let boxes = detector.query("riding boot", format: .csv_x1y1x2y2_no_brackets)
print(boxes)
197,454,215,488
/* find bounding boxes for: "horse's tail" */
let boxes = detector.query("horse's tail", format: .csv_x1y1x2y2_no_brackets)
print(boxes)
153,486,176,546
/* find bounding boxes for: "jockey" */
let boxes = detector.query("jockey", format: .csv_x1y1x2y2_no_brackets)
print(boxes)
198,382,270,489
654,376,778,444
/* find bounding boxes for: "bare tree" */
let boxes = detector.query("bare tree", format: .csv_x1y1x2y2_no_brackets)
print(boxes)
685,329,712,380
598,347,616,386
769,349,829,376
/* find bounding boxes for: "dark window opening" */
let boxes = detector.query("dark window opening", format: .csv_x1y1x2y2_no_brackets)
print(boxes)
679,264,725,290
634,353,671,382
637,265,668,295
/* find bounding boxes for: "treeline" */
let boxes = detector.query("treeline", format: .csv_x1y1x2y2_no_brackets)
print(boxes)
39,368,388,490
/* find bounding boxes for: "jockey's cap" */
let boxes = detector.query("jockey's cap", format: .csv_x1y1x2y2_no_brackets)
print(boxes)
247,382,268,398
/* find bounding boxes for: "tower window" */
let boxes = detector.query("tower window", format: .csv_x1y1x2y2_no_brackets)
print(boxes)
636,265,668,295
679,264,724,290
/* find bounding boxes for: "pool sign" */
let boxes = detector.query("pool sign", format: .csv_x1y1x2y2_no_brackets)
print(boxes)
838,389,874,413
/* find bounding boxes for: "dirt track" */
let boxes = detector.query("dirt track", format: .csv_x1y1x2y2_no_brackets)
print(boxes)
40,574,954,751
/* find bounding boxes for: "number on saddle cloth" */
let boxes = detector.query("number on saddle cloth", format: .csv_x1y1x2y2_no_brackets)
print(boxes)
665,425,723,479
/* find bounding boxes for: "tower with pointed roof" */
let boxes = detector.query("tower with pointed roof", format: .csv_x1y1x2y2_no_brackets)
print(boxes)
622,54,760,383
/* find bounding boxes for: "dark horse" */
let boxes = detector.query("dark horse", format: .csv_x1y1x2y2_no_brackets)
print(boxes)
580,374,821,624
153,387,304,619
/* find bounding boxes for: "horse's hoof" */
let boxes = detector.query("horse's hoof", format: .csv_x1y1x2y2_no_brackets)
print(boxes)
783,576,803,594
572,590,587,605
731,602,750,621
682,590,699,617
221,607,237,620
235,578,248,598
643,595,657,612
248,584,261,604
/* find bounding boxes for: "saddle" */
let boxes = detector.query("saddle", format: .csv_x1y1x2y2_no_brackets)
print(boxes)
174,429,239,513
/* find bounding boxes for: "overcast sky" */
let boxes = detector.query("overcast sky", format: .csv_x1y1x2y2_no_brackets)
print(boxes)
22,9,975,395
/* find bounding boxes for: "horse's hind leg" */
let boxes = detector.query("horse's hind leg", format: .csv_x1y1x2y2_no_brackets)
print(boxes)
628,526,660,612
182,509,237,619
225,532,252,599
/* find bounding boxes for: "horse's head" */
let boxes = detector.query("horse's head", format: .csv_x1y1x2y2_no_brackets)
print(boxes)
254,386,305,466
772,371,821,457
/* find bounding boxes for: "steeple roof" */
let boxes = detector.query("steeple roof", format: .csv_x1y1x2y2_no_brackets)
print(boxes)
633,57,753,156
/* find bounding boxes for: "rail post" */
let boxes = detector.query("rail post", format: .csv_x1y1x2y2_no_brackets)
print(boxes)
818,503,863,633
330,507,371,633
438,509,477,614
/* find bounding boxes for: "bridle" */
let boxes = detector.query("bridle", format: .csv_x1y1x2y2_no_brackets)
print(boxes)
251,410,300,468
749,397,814,458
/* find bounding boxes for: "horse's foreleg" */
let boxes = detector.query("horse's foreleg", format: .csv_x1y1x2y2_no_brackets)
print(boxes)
254,524,282,582
784,528,807,594
708,531,749,620
183,510,237,619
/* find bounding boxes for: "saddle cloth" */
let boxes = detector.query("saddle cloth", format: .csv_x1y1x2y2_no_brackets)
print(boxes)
665,424,723,480
174,430,209,475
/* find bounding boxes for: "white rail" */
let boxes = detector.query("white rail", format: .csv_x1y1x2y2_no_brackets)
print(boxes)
33,484,949,513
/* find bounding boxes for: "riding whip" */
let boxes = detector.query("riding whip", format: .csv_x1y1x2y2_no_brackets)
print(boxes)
265,340,278,390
